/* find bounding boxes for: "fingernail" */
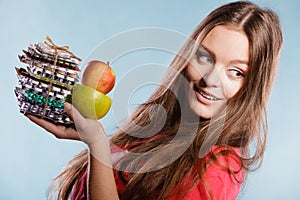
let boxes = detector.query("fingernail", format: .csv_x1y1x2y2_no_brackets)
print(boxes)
64,102,71,111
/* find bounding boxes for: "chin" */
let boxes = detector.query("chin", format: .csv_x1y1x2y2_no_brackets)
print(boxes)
188,100,212,119
189,99,226,120
197,107,214,119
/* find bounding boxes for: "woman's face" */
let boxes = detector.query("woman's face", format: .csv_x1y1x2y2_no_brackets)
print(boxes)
186,25,249,119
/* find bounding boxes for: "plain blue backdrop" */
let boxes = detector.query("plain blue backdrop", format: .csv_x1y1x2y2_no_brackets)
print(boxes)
1,0,300,199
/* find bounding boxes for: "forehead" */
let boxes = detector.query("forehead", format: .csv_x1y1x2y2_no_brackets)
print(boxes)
201,25,249,63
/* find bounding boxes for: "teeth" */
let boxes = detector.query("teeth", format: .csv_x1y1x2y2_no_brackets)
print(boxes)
199,90,218,101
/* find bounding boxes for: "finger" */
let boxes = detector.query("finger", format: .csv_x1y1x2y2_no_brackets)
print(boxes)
25,114,59,133
25,114,80,140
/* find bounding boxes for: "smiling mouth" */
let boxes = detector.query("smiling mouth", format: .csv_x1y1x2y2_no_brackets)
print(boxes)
193,85,222,101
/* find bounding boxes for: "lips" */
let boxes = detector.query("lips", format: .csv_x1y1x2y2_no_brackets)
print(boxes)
193,85,222,102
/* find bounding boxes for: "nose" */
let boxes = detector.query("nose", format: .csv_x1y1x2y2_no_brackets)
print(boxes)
202,65,222,87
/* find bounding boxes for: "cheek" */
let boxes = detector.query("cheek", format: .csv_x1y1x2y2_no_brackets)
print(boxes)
186,63,205,81
222,81,243,99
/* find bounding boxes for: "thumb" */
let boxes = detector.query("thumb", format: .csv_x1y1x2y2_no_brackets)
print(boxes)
64,102,85,124
64,102,103,146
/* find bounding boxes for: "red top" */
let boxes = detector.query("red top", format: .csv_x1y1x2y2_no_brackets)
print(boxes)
72,146,243,200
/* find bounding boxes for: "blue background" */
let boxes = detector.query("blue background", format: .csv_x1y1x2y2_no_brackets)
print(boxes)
1,0,299,199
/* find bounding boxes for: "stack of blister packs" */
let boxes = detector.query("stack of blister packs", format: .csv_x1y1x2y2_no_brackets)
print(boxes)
14,37,81,125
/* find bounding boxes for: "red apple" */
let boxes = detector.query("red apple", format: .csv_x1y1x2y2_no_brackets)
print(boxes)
81,60,115,94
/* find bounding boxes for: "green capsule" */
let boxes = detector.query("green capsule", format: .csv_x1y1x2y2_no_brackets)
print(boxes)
49,98,54,106
26,91,34,100
38,95,44,103
58,102,64,108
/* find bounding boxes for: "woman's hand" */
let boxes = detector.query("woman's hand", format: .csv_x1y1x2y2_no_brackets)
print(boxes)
25,102,107,146
26,103,118,199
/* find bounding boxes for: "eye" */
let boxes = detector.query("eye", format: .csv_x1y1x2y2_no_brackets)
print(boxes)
195,49,214,65
228,68,245,79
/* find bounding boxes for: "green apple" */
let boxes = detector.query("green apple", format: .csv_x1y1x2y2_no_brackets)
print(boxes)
69,83,112,119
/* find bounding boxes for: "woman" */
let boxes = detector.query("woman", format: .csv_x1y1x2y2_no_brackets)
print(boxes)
26,1,283,199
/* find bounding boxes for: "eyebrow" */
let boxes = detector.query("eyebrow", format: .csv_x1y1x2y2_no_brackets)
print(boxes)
199,44,249,65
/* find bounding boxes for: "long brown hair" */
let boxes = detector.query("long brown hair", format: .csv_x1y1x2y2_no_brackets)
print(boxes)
49,1,283,199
